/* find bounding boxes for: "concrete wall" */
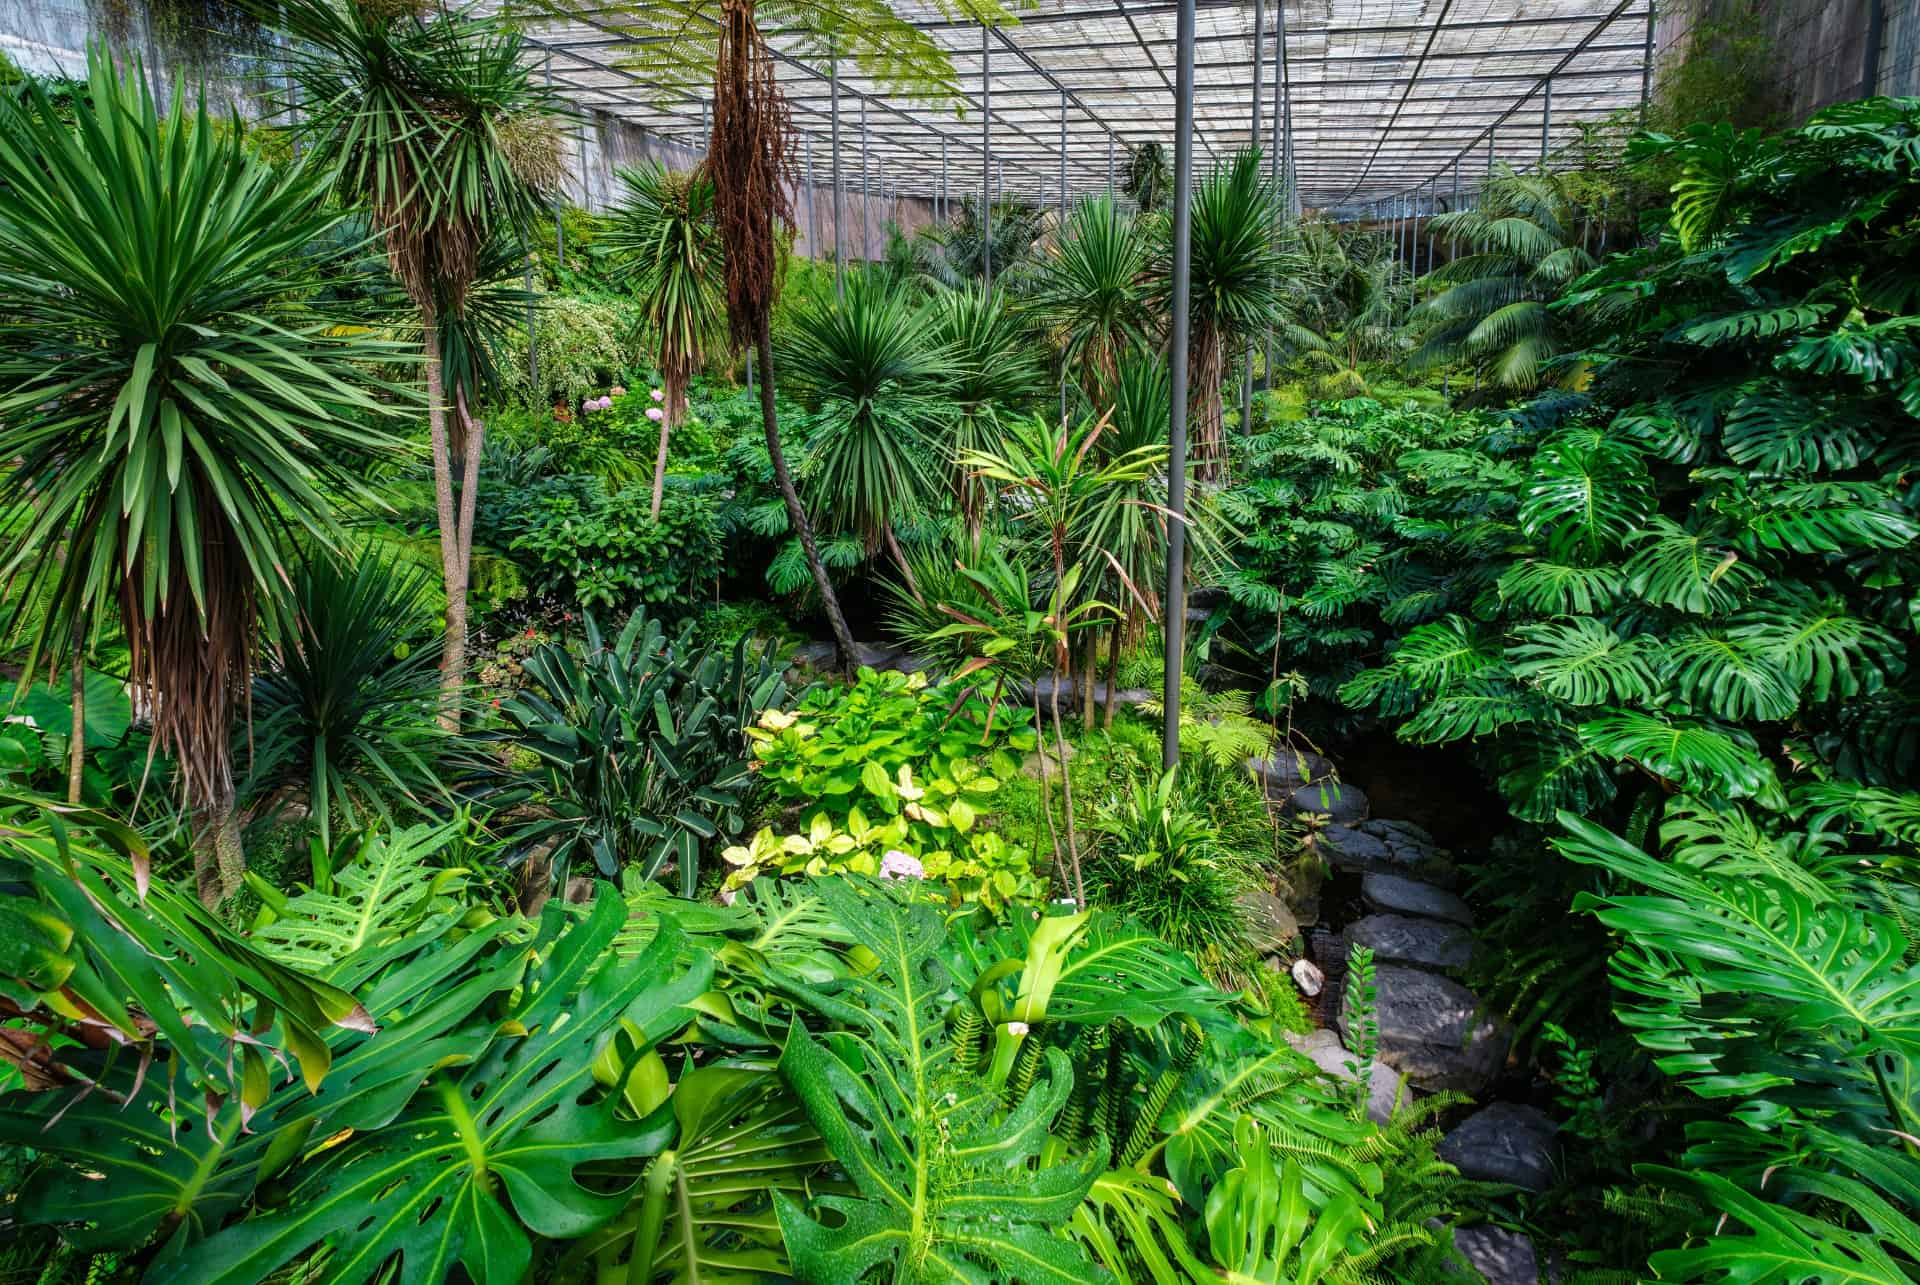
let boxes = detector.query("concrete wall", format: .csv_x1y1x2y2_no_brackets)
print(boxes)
1655,0,1920,125
0,0,931,261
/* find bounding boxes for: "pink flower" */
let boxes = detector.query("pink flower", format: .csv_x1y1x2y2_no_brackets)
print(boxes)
646,406,664,422
719,887,736,906
650,388,665,402
610,385,627,397
879,850,924,881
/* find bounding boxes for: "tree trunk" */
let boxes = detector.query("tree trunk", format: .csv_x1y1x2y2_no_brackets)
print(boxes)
755,325,858,670
424,320,466,731
67,624,85,805
1192,322,1227,483
1103,614,1124,729
650,372,677,520
194,788,245,910
1080,625,1099,731
1048,652,1084,907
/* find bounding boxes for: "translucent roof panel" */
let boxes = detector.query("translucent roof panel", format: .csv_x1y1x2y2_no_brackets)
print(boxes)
511,0,1653,212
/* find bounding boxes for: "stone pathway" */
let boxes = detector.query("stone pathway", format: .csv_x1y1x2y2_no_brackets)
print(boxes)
1251,746,1549,1279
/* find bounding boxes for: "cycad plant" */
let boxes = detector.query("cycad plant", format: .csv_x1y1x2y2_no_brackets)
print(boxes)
271,0,565,724
1028,195,1154,403
0,55,404,905
1407,167,1598,392
606,162,727,518
1153,149,1291,481
776,272,952,579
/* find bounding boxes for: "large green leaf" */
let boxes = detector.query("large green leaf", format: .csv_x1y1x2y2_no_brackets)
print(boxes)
1641,1168,1916,1284
160,889,713,1285
770,879,1104,1283
1576,712,1781,804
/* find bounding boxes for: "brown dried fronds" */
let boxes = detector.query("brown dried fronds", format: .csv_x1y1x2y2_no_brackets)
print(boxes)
708,0,793,350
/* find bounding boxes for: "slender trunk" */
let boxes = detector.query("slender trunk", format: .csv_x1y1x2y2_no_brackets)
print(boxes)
66,620,85,805
424,319,465,731
1049,651,1083,906
755,325,857,669
194,788,244,910
1032,686,1064,882
1192,323,1227,483
650,371,677,520
1080,625,1098,731
1103,614,1124,729
883,524,923,604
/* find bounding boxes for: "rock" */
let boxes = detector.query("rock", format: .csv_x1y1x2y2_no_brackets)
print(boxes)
1290,780,1369,823
1297,1037,1408,1126
1343,965,1509,1094
1319,823,1458,887
1450,1225,1540,1285
1188,584,1229,609
1019,740,1076,779
1348,912,1475,972
1239,889,1299,955
1017,675,1153,711
1439,1103,1560,1192
1290,957,1324,997
1359,817,1436,847
1247,749,1336,797
1363,872,1474,926
1283,1026,1342,1054
788,640,836,670
1319,823,1392,872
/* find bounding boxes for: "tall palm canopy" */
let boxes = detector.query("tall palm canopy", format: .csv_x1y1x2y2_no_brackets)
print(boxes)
0,54,406,903
606,162,727,517
269,0,564,723
1408,167,1600,391
1154,149,1292,481
1029,195,1155,404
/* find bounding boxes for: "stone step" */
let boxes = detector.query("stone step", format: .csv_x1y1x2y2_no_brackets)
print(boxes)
1341,964,1509,1094
1362,872,1473,926
1318,823,1458,887
1246,748,1336,798
1284,1028,1407,1126
1438,1102,1560,1192
1289,780,1369,823
1449,1226,1540,1285
1348,912,1474,973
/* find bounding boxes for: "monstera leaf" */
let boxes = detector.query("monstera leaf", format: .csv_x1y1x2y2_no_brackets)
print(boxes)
151,889,712,1285
771,878,1104,1283
1643,1168,1917,1285
1204,1116,1371,1284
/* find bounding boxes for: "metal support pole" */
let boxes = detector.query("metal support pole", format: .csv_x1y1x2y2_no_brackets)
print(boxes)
1641,0,1657,119
1162,0,1196,772
941,138,949,223
805,138,819,258
1487,125,1496,176
831,48,843,296
1540,78,1552,167
1241,0,1263,411
547,55,564,269
1277,0,1297,217
524,254,538,393
1059,91,1068,225
861,98,871,262
700,98,708,145
982,24,993,291
1863,0,1885,96
1108,133,1115,196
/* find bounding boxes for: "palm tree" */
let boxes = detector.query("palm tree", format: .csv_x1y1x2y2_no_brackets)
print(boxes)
605,162,727,518
928,283,1046,527
1153,150,1291,482
1280,218,1405,398
271,0,564,726
1407,167,1599,392
0,55,405,904
777,272,951,582
1028,195,1154,404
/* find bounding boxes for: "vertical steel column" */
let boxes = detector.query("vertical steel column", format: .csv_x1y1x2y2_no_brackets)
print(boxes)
547,55,563,269
1277,0,1298,217
982,24,993,292
524,254,538,392
1059,91,1068,224
1641,1,1658,119
831,48,843,297
805,138,819,258
861,98,871,262
1487,125,1496,176
1108,133,1116,196
1162,0,1197,771
1241,0,1263,412
1863,0,1885,96
700,98,708,145
941,137,949,223
1540,78,1552,167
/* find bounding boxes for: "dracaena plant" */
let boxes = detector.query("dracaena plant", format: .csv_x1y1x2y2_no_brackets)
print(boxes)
467,607,788,895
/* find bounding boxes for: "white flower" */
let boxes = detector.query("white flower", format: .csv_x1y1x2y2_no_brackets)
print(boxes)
1006,1021,1030,1037
878,850,925,880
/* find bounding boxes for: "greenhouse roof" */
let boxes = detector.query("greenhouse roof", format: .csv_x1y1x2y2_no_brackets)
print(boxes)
512,0,1655,214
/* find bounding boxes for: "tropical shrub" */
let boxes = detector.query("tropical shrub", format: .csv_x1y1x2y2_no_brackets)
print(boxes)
497,291,636,409
468,609,788,893
1556,782,1920,1279
244,547,451,849
502,484,725,615
739,666,1041,905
